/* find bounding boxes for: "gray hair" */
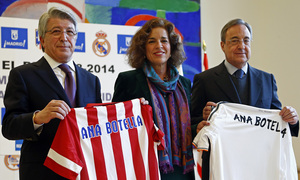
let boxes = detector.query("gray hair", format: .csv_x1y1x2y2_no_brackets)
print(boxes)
221,18,252,43
38,7,77,51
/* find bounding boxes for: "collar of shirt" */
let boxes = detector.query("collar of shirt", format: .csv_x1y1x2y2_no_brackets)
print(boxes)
44,53,76,72
44,53,77,87
224,59,248,75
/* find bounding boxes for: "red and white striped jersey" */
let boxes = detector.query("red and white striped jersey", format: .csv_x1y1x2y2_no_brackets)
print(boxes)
44,99,164,180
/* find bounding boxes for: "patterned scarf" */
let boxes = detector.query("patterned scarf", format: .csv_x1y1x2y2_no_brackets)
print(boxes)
143,62,194,174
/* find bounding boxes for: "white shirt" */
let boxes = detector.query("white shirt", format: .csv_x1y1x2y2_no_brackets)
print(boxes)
224,59,248,76
44,53,77,88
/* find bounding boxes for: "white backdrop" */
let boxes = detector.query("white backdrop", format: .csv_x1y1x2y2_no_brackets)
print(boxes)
0,17,139,179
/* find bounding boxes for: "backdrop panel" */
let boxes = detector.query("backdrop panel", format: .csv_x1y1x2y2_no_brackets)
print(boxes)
0,16,139,178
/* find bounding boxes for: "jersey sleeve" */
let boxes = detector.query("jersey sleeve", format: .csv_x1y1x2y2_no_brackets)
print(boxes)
44,109,84,180
140,102,165,150
192,127,211,152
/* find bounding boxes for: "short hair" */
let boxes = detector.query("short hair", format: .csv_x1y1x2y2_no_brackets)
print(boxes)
127,18,186,68
38,7,78,51
221,18,252,43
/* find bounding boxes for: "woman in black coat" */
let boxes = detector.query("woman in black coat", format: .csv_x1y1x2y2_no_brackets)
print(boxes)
112,18,195,180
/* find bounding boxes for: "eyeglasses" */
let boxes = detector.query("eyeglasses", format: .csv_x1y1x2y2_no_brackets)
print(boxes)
46,28,77,37
227,38,251,46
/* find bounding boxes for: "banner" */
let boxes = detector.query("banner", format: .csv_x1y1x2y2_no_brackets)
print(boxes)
0,17,139,179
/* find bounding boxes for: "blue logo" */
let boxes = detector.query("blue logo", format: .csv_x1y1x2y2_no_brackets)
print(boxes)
15,140,23,151
75,32,85,52
1,27,28,49
1,107,5,125
35,29,41,49
117,35,133,54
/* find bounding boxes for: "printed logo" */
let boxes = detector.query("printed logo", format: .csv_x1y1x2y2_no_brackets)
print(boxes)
117,35,133,54
75,32,85,52
1,107,5,125
92,30,110,57
4,155,20,171
11,30,18,40
15,140,23,151
1,27,28,49
35,29,41,49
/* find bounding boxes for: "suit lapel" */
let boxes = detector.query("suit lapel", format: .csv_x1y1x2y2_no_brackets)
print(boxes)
136,69,152,104
75,63,89,107
33,57,71,106
215,62,241,103
248,65,262,106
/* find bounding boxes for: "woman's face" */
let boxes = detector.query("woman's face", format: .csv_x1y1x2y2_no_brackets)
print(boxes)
145,27,171,67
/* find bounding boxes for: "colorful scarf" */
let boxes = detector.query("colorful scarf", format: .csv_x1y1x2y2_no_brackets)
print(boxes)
143,62,194,174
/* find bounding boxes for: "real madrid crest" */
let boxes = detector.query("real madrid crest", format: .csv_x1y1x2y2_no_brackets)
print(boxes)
4,155,20,171
93,30,111,57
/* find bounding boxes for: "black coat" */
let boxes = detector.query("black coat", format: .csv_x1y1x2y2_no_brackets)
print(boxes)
2,57,102,180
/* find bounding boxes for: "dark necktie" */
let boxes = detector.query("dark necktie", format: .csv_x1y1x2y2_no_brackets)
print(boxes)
234,69,244,79
59,64,76,107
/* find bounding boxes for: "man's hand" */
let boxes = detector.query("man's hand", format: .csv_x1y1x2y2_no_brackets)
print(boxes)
280,106,299,125
196,120,211,133
203,101,217,120
33,100,71,124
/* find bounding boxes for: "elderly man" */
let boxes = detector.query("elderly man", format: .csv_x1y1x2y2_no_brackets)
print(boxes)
191,18,299,180
2,7,102,180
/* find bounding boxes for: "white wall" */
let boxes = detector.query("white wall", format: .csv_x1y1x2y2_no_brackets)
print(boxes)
201,0,300,168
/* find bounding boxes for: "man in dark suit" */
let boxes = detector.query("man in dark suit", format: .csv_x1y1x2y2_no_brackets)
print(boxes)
191,18,299,180
1,7,102,180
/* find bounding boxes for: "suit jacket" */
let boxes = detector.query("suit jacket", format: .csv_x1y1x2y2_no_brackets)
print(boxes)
191,61,299,180
2,57,102,180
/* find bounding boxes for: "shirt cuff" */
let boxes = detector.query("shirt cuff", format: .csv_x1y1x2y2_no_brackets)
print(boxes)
32,111,43,135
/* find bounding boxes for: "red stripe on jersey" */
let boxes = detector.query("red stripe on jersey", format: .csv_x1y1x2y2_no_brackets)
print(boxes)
106,104,127,180
141,104,160,180
197,162,202,178
86,107,107,180
124,100,146,180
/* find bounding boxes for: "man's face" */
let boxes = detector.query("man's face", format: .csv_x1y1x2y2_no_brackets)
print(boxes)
221,24,251,69
40,18,77,63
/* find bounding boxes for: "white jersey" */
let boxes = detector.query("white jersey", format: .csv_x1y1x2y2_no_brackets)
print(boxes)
193,102,297,180
44,99,164,180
